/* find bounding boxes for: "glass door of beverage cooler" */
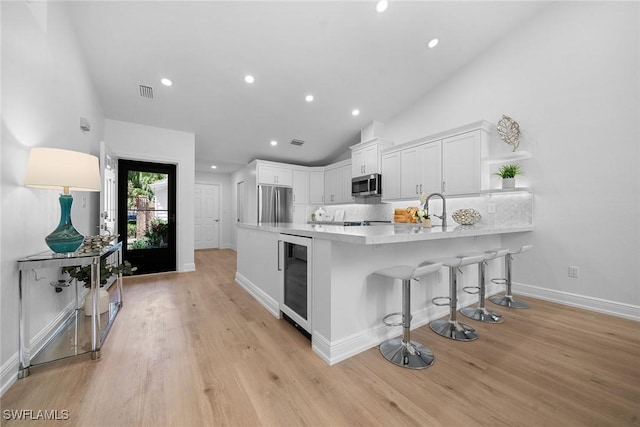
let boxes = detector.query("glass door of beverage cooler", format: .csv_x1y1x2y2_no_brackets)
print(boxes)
279,234,312,334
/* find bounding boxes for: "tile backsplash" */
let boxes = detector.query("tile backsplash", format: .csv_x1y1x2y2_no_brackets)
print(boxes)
306,191,533,227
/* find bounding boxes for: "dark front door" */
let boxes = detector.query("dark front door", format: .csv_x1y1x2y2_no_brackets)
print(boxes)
118,159,176,275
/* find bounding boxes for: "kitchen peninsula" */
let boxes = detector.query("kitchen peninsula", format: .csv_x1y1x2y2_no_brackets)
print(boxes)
235,221,533,365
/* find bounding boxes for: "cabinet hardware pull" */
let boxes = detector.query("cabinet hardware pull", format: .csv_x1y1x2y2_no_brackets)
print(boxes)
415,185,419,194
277,240,282,271
419,184,422,193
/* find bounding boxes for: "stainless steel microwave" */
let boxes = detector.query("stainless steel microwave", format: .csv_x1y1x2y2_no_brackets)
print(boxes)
351,174,382,197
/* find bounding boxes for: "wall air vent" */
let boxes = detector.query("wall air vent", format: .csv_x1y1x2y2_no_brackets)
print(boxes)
139,85,154,99
290,139,304,146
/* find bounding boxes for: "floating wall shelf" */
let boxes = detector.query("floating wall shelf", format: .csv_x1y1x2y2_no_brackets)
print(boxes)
482,150,532,164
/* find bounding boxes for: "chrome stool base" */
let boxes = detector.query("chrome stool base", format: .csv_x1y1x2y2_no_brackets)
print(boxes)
460,306,504,323
488,294,530,309
380,337,435,369
430,319,479,341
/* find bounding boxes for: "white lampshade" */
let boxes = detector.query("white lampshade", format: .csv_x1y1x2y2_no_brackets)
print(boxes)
24,147,101,193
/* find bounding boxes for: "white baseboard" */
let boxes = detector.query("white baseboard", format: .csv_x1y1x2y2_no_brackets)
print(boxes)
234,272,280,318
1,297,78,397
0,354,19,397
220,243,233,250
181,263,196,272
513,282,640,321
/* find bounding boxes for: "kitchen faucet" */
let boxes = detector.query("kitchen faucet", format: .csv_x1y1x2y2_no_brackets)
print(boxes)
425,193,447,228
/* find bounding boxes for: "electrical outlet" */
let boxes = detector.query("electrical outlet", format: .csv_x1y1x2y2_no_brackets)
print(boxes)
568,266,579,278
487,203,496,214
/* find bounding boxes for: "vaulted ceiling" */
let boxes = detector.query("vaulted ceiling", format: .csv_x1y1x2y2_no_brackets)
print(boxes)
67,1,548,173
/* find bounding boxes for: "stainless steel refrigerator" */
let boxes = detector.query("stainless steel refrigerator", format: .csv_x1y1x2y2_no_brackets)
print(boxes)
257,185,293,224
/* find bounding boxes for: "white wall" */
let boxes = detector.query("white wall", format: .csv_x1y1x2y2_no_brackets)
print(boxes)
195,171,232,249
230,163,257,249
383,2,640,314
105,119,196,272
1,1,105,391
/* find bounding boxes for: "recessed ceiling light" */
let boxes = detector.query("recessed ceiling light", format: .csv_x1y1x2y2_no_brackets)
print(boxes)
352,109,360,116
270,140,278,146
428,38,439,49
375,1,388,13
305,94,314,102
244,75,255,84
210,165,217,169
160,78,172,86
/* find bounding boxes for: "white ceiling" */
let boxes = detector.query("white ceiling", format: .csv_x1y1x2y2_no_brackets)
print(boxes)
67,1,549,174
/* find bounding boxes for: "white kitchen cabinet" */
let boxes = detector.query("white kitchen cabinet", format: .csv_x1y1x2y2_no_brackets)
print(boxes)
324,166,341,204
292,169,309,204
341,165,354,203
351,144,377,177
400,142,442,198
324,160,351,204
308,170,324,204
381,151,401,200
350,138,393,177
442,130,481,195
257,164,293,187
380,121,492,200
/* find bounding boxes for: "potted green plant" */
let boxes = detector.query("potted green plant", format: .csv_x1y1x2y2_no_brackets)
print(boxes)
62,260,136,316
494,164,523,189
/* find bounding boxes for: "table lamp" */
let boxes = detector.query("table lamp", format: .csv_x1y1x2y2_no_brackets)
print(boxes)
24,147,101,253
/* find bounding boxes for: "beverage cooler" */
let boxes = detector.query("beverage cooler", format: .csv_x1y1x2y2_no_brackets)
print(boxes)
278,234,312,335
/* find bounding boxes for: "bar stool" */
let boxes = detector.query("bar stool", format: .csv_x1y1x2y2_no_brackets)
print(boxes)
426,254,486,341
488,245,533,309
458,249,508,323
373,261,442,369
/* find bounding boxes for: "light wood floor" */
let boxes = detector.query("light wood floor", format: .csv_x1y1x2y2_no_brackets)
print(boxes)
2,249,639,426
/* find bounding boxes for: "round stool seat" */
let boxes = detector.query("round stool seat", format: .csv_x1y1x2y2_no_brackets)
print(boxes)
374,262,441,281
485,248,509,260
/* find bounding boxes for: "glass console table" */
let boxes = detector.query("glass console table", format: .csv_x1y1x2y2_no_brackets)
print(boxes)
16,242,123,378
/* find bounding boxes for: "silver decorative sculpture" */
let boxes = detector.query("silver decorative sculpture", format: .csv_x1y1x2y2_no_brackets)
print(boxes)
497,115,521,152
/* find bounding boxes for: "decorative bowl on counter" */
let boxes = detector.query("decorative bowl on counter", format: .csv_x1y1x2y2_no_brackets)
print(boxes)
452,208,481,226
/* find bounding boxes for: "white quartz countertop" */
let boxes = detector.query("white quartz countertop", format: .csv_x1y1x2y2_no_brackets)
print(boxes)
237,222,533,245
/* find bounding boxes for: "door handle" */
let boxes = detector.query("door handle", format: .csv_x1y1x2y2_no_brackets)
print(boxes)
214,219,219,222
415,185,418,194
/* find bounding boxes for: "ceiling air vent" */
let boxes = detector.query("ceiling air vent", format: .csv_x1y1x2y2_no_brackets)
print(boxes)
290,139,304,146
139,85,154,99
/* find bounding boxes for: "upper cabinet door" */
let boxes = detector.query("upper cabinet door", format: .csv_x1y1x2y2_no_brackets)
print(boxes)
381,151,401,200
400,146,421,198
340,165,354,203
324,167,341,204
257,165,293,187
418,142,442,196
442,130,481,195
351,149,366,177
308,170,324,204
350,139,393,177
292,169,309,204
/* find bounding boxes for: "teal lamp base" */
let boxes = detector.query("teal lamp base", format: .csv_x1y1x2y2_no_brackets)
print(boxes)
46,194,84,253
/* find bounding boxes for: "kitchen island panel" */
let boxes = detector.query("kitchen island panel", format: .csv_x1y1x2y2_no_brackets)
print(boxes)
235,227,281,317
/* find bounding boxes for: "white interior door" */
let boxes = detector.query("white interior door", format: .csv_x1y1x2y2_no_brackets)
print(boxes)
99,141,117,235
194,183,220,249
